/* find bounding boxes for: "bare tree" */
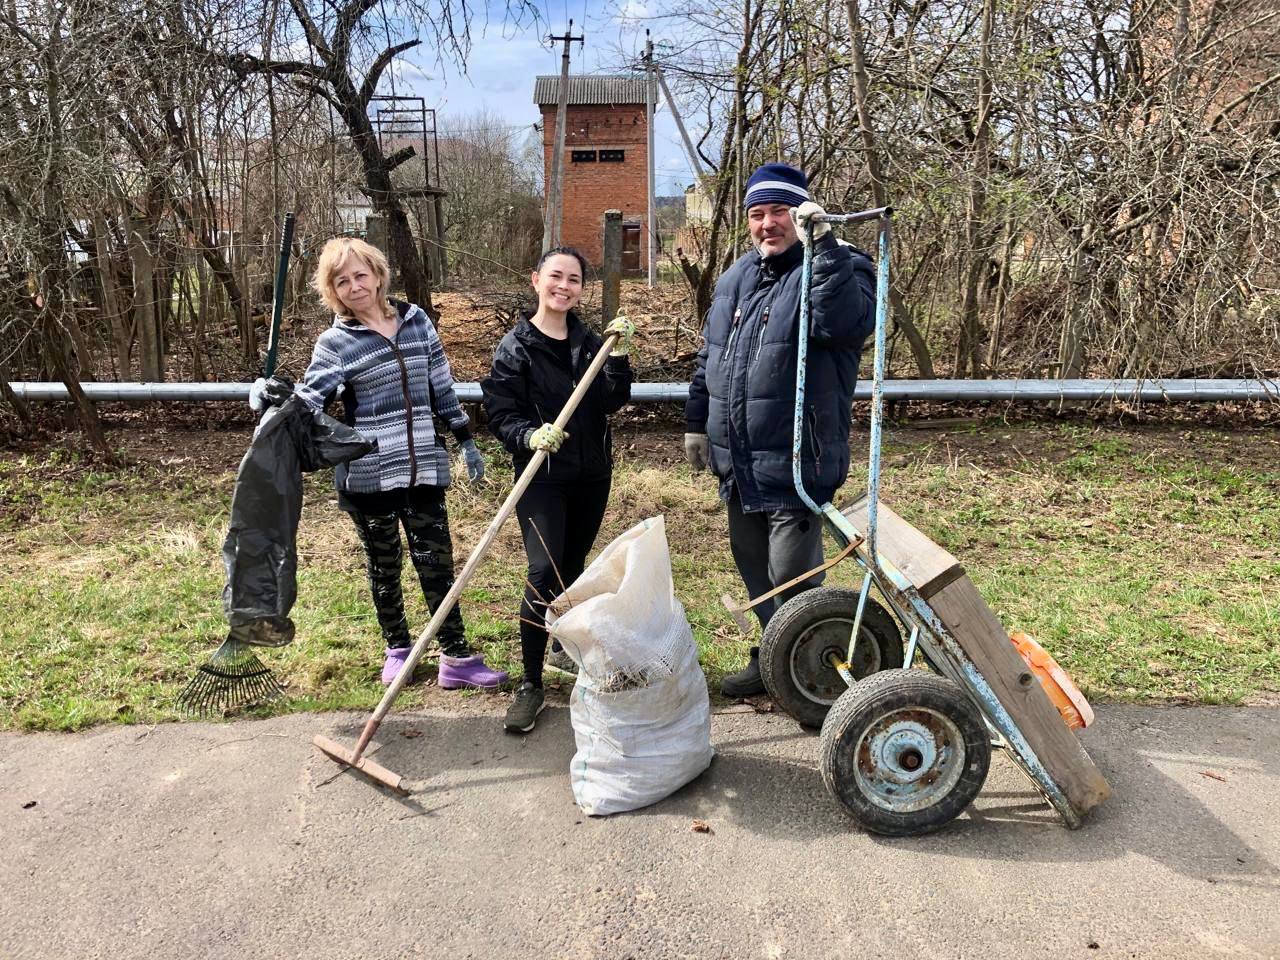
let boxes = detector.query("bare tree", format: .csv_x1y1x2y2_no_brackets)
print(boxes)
218,0,537,316
0,0,127,454
432,109,542,282
636,0,1279,380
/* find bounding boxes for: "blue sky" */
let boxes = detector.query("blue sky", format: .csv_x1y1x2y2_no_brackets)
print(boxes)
384,0,698,195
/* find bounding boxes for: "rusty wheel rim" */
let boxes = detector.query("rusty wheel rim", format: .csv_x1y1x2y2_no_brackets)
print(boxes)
851,707,966,813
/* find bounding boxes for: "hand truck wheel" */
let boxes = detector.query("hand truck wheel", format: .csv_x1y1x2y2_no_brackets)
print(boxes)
759,587,903,728
819,670,991,836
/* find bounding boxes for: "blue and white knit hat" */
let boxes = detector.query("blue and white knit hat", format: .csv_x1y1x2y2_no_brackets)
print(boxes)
743,162,810,209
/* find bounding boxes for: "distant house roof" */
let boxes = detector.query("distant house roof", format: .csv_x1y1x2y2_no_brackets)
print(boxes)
533,74,649,107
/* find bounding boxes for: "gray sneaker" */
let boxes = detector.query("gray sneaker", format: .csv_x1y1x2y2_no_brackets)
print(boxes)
504,682,546,733
546,647,579,677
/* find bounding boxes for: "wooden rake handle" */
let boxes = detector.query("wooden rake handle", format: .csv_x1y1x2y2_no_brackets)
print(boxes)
347,332,622,763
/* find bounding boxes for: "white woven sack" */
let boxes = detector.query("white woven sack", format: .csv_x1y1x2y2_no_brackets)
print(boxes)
546,516,714,815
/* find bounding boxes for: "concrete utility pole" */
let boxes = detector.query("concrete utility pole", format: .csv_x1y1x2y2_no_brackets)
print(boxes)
542,22,584,253
645,32,657,287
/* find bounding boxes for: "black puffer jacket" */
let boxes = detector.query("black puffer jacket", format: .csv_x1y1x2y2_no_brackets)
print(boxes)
481,311,633,483
685,235,876,511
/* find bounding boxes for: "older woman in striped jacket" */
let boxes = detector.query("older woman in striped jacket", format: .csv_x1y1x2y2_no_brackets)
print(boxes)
258,236,506,690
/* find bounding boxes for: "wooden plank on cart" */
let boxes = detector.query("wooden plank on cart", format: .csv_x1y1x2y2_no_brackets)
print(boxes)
927,575,1112,817
841,494,966,598
839,493,1111,821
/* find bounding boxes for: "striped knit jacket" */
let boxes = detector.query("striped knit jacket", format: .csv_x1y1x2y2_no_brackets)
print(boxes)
296,300,471,493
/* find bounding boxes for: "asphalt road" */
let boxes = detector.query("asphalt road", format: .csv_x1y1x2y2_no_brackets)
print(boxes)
2,701,1277,960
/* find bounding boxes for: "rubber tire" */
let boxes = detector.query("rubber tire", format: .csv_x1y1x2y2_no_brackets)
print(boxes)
759,587,903,728
820,670,991,837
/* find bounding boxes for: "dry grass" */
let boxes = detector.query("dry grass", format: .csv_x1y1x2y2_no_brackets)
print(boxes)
0,420,1276,731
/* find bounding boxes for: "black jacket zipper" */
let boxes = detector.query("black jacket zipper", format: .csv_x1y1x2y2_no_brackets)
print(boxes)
807,407,822,471
724,307,743,355
386,331,418,487
751,307,771,364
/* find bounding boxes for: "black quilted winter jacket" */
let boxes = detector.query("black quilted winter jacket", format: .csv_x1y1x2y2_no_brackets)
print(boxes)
684,234,876,512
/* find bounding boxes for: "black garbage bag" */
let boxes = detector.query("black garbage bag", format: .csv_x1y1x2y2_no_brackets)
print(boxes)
222,395,374,646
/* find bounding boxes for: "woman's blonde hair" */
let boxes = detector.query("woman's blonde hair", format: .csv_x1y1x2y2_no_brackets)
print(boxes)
311,237,393,318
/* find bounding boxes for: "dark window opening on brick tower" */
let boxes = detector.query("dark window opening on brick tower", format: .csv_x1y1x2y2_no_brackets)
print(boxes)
572,150,597,163
599,149,625,162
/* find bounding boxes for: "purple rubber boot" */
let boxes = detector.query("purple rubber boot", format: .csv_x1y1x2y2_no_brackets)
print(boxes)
438,653,508,690
382,646,413,685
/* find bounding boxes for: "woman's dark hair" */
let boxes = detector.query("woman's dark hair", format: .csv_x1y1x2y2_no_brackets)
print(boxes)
535,246,591,279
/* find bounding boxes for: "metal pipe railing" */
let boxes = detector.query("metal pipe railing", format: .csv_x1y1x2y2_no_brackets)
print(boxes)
7,379,1277,404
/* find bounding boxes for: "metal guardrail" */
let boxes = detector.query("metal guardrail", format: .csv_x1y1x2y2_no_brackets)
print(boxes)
7,379,1278,404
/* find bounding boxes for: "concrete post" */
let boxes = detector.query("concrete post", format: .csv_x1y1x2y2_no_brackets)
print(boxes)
602,209,622,324
422,199,444,285
432,194,448,287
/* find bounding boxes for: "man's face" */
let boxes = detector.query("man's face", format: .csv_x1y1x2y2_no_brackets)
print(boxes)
748,203,798,256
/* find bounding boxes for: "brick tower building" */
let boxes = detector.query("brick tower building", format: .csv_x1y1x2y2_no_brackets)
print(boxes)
533,74,649,273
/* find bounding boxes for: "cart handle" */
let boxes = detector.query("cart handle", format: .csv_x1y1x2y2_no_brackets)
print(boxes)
793,206,893,566
812,206,893,225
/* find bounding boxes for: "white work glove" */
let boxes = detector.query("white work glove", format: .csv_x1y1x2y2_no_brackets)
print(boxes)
604,314,636,357
460,439,485,483
248,378,269,412
527,423,568,453
684,432,709,472
248,374,293,412
790,201,831,246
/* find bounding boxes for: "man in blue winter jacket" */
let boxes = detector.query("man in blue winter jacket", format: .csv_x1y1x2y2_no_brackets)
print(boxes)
684,163,877,698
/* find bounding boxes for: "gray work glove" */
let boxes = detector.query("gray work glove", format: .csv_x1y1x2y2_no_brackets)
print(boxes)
684,432,709,472
460,438,485,483
248,374,294,412
790,201,831,246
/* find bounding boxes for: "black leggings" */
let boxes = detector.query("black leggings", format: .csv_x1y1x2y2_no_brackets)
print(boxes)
516,479,611,686
348,485,470,658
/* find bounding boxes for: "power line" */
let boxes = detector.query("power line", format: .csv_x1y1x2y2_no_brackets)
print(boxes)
436,123,541,136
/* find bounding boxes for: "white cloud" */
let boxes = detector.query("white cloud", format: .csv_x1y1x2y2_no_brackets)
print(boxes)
389,60,434,87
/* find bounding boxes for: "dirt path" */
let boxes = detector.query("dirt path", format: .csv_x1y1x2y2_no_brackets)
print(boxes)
3,703,1277,959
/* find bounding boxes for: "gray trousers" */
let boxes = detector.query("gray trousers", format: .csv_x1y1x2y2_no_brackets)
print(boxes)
726,488,825,631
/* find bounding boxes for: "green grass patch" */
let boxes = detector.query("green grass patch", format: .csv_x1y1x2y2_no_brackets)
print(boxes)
1,424,1278,731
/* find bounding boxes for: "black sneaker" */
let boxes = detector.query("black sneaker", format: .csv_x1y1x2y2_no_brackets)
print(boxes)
721,647,765,699
504,681,546,733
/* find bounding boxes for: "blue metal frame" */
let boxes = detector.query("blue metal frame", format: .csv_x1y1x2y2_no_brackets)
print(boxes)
791,207,1084,828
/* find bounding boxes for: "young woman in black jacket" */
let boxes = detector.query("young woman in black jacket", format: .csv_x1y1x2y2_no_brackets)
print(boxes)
481,247,635,733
